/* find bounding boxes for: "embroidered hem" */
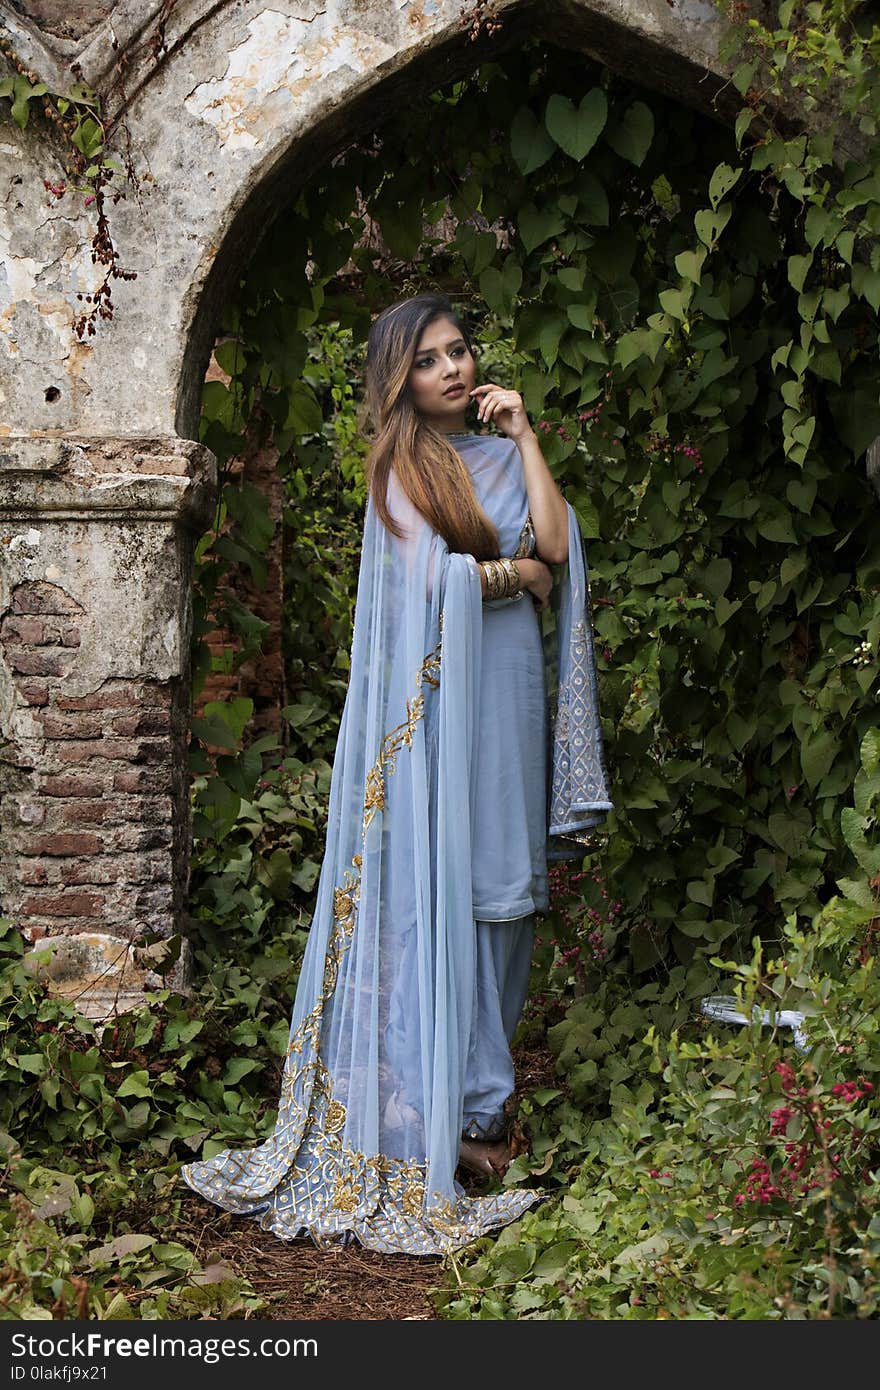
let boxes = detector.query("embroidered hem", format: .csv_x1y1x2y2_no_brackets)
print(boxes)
181,1108,543,1257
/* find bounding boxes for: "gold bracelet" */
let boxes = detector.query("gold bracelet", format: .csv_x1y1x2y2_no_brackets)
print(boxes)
480,557,523,601
499,557,522,598
481,560,494,600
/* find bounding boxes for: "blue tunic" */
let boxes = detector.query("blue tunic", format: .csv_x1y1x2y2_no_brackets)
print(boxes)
450,433,549,921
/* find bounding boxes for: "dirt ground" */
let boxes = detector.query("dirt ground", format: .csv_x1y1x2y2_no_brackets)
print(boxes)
181,1036,558,1320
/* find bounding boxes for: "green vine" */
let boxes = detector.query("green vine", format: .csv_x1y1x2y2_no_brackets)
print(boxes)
186,22,879,1313
2,3,879,1319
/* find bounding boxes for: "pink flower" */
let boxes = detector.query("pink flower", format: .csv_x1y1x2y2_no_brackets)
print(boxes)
775,1060,797,1091
770,1105,793,1136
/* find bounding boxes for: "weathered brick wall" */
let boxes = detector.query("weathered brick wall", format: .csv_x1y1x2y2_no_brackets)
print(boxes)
0,437,215,1003
2,581,190,943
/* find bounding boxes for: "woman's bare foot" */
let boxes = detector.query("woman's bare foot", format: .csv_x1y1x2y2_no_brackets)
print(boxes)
458,1137,511,1178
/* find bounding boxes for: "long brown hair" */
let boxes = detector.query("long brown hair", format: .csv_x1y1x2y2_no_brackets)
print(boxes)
363,294,500,559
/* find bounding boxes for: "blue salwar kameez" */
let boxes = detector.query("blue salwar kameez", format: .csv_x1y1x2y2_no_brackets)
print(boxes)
181,431,612,1254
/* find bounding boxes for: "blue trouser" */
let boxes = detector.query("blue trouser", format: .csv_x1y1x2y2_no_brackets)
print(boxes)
461,914,534,1141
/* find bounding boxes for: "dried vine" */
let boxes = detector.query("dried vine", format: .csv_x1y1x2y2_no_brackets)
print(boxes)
0,2,182,339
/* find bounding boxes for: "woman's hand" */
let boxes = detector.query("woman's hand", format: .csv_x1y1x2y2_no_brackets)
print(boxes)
470,384,533,442
516,557,553,613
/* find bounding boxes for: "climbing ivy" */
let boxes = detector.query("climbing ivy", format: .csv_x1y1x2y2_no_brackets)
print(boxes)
194,32,879,972
2,4,879,1318
187,24,879,1316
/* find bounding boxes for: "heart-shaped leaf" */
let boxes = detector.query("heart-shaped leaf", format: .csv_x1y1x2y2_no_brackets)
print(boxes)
518,203,565,255
605,100,654,166
545,90,607,161
511,105,555,174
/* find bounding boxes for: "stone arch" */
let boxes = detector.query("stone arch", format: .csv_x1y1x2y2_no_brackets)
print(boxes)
0,0,858,1009
3,0,737,442
173,0,739,444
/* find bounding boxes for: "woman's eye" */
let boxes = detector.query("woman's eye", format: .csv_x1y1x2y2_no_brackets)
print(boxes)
452,346,466,357
415,357,433,369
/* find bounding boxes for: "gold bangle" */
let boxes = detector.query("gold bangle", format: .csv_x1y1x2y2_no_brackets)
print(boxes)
500,557,522,598
481,559,502,600
481,557,523,602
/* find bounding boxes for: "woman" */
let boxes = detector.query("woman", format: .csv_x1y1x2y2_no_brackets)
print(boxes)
181,293,613,1256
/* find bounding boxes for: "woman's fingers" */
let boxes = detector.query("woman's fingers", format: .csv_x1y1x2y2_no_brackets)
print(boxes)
472,384,524,419
477,391,503,421
477,389,517,422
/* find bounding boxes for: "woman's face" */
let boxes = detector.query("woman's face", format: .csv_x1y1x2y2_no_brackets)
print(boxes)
406,315,476,432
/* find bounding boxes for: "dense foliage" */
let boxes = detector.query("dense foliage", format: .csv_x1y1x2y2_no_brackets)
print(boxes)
197,20,879,954
2,4,879,1318
176,16,880,1317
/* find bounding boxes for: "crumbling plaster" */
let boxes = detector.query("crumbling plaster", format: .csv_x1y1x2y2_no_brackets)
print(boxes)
0,436,216,713
0,0,737,444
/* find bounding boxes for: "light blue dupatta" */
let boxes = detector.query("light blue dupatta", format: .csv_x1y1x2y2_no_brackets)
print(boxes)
180,444,612,1254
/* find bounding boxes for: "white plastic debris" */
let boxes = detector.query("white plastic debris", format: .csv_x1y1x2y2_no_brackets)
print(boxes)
699,994,809,1052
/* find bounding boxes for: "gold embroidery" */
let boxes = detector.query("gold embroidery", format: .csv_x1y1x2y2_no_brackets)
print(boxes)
401,1182,426,1216
182,1105,543,1254
363,765,386,820
362,637,442,834
325,1100,346,1134
333,868,360,934
281,638,443,1134
331,1175,363,1213
513,510,536,559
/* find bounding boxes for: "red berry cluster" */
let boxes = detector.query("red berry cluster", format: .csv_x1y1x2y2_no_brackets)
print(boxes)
537,419,578,442
732,1060,874,1209
535,403,622,450
545,862,621,984
830,1079,874,1102
645,431,705,475
675,442,705,475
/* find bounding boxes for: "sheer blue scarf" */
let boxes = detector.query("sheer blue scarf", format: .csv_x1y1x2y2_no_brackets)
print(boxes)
181,435,613,1254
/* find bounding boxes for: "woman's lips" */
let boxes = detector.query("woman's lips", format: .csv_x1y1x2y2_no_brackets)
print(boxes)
443,384,465,396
